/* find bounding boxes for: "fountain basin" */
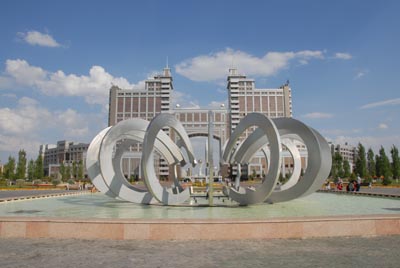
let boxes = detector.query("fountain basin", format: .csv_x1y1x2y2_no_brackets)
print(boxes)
1,193,399,240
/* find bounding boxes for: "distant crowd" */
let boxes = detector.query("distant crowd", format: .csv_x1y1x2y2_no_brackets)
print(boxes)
325,176,371,192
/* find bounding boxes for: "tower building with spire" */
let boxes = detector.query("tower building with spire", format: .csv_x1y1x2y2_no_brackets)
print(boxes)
227,68,292,134
108,66,293,180
108,66,173,126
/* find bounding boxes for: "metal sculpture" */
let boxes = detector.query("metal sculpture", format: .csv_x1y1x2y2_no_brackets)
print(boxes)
87,113,332,206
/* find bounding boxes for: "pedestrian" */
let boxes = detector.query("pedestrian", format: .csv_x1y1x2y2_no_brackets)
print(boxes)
353,180,358,192
357,176,362,192
337,182,343,191
326,181,331,190
348,181,354,192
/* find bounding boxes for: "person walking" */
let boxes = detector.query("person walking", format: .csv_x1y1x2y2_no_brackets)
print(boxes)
357,176,362,192
348,181,354,192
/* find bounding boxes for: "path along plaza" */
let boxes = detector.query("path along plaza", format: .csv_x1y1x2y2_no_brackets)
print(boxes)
1,187,399,268
1,186,400,201
1,236,399,268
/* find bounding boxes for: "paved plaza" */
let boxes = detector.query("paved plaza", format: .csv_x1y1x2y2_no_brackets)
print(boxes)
0,190,73,199
0,236,399,268
1,188,400,267
359,187,400,196
1,186,399,200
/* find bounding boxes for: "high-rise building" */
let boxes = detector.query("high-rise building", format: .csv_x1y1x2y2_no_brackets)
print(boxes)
40,140,89,178
108,67,173,178
227,68,292,133
330,142,356,172
108,66,295,179
108,67,172,126
226,68,293,177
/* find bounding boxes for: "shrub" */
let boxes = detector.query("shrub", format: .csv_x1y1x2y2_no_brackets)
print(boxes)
52,178,62,186
16,179,25,188
33,179,42,185
42,176,51,183
382,177,392,185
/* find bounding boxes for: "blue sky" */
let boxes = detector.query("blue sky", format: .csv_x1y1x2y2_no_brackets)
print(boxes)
0,0,399,163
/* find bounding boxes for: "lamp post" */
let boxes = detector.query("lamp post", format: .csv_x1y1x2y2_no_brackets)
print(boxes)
208,110,214,206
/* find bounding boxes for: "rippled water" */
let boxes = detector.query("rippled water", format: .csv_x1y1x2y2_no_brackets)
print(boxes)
0,192,399,219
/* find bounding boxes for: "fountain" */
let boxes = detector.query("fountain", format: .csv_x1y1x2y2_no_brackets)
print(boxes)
1,113,399,240
86,112,332,206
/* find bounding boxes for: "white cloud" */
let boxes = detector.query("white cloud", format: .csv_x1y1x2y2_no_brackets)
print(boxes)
55,109,89,137
1,59,141,105
302,112,334,119
334,52,352,60
321,128,361,136
0,134,42,160
171,90,200,109
330,135,400,154
354,71,367,79
360,98,400,109
1,93,17,98
378,123,388,129
207,100,228,109
175,48,324,82
18,31,61,47
0,96,102,159
0,97,52,135
0,76,15,89
321,128,364,137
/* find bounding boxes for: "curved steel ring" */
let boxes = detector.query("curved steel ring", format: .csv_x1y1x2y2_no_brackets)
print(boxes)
222,113,282,205
87,118,188,204
233,136,301,192
266,118,331,203
141,113,197,205
87,113,331,206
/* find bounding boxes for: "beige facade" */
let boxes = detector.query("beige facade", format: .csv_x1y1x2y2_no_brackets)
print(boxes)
109,67,172,126
330,142,356,171
227,68,292,135
108,67,295,179
40,141,89,178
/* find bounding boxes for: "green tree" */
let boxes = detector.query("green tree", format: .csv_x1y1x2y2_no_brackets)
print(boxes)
377,146,392,185
34,155,44,180
77,160,84,180
4,156,16,180
391,145,400,180
367,148,376,178
65,165,71,181
330,152,343,179
59,161,67,181
16,149,27,180
72,161,77,179
343,159,351,178
375,154,381,177
27,159,35,181
354,143,367,178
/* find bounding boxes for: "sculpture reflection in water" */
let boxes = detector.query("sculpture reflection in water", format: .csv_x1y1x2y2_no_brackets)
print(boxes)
86,113,332,206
